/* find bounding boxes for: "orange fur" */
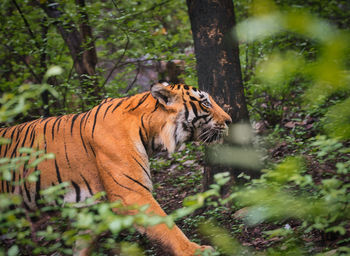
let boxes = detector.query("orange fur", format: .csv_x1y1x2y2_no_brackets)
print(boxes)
0,82,231,255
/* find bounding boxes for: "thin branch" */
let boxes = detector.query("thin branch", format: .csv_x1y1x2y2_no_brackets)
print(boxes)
66,63,75,83
101,0,171,88
113,0,172,23
40,17,48,74
11,0,41,50
124,61,141,93
3,44,41,83
102,37,130,87
40,17,50,117
117,58,160,67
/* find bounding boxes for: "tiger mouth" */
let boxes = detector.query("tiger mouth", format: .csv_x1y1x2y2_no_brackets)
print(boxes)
198,127,227,144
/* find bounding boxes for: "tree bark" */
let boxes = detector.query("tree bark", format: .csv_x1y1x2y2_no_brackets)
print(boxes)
187,0,250,190
39,0,99,109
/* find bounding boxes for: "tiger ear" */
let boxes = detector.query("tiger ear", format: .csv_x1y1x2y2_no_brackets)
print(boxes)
150,82,177,106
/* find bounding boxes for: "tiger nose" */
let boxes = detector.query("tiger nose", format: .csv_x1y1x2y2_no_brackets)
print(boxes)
225,117,232,126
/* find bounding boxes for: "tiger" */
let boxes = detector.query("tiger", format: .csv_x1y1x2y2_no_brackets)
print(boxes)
0,82,232,255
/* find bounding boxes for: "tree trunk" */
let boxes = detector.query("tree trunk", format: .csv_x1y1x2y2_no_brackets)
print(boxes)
187,0,250,191
39,0,99,109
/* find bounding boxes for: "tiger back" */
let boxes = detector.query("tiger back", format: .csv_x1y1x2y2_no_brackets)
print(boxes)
0,82,231,256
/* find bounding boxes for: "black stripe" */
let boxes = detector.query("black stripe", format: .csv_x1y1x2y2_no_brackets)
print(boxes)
189,96,199,101
184,102,189,120
79,112,89,154
125,99,134,109
174,125,178,145
71,181,81,202
91,104,103,138
192,114,210,127
10,138,21,158
29,123,36,141
151,137,156,152
105,169,135,192
203,116,213,125
189,101,198,117
131,155,151,180
160,122,166,131
43,118,51,138
70,114,80,135
177,84,181,90
56,117,63,133
64,138,71,168
124,174,150,192
29,128,36,148
140,114,148,139
13,125,21,142
84,110,92,129
3,127,17,156
51,116,62,140
129,93,150,111
24,180,31,202
55,160,62,183
0,128,8,137
40,117,50,123
151,100,160,113
88,143,96,157
20,123,32,148
35,168,41,206
139,128,147,151
9,126,17,141
111,99,125,113
80,174,93,196
198,102,209,112
103,103,113,119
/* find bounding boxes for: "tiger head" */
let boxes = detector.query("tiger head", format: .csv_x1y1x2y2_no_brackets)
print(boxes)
150,82,232,153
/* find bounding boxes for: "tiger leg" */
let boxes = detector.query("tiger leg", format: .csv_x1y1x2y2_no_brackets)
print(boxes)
114,188,206,255
97,165,208,255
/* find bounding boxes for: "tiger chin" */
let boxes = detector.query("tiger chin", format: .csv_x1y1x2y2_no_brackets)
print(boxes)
0,82,231,256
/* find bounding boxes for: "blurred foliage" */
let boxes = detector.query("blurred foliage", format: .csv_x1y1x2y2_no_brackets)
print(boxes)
203,0,350,255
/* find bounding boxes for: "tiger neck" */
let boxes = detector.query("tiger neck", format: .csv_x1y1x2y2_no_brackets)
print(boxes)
136,106,180,156
143,112,188,156
123,92,186,156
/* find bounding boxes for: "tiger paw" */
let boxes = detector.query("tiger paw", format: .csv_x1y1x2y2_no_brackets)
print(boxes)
194,245,214,255
185,242,214,256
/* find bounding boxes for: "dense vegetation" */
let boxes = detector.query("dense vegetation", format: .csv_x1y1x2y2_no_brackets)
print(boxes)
1,0,350,255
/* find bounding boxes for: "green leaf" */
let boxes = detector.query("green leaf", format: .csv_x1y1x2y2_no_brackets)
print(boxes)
8,245,19,256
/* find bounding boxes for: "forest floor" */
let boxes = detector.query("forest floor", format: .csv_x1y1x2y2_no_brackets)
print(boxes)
144,144,286,255
135,117,350,255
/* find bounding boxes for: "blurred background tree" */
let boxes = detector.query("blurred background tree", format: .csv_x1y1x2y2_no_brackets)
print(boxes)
187,0,251,191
